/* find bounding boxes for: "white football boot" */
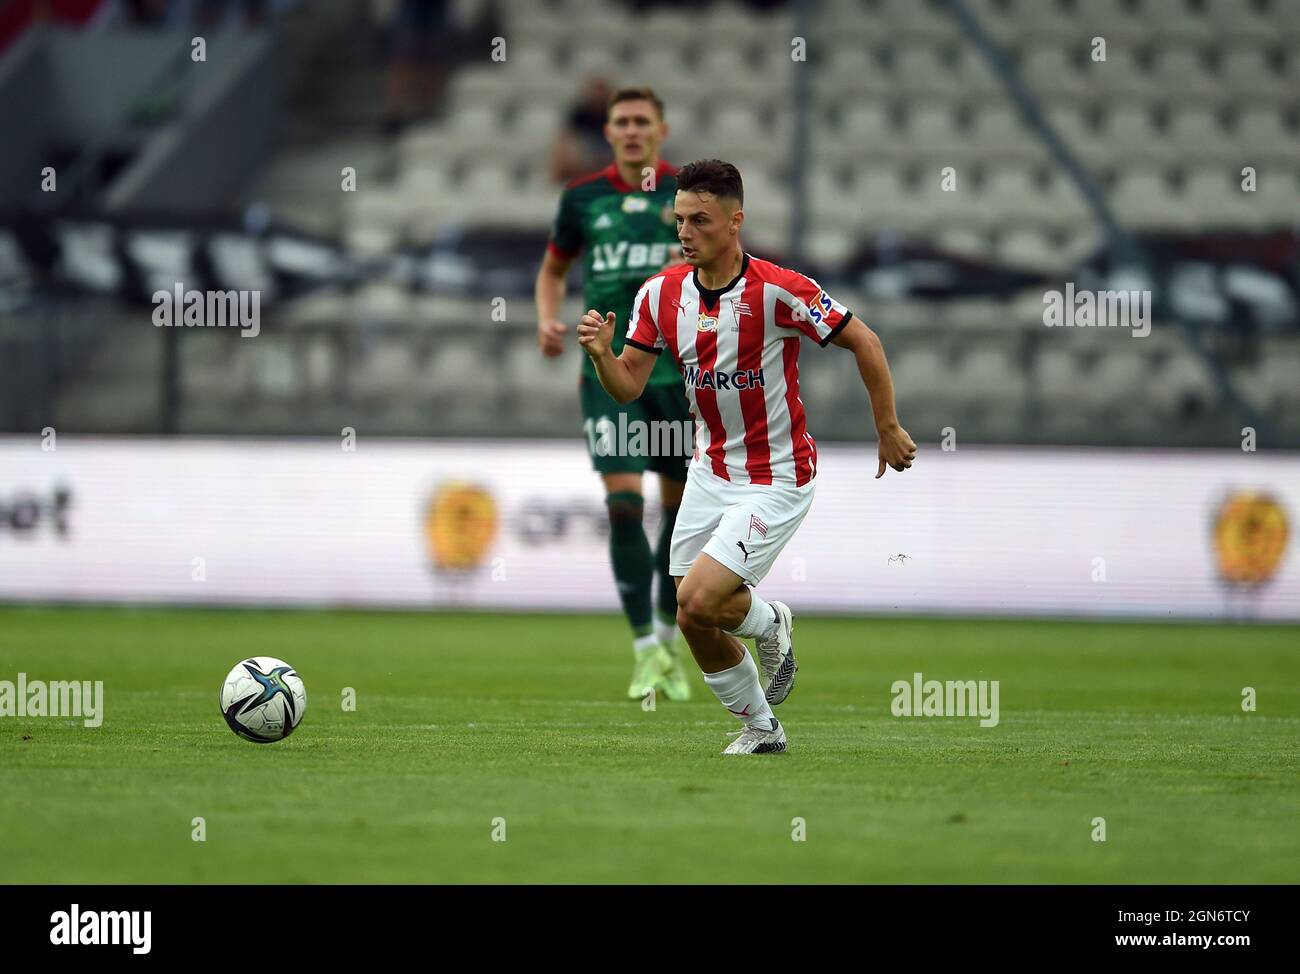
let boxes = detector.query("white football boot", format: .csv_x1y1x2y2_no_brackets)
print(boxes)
722,717,787,755
755,601,797,705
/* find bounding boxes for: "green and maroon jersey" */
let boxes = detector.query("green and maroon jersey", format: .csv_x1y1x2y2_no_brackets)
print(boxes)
548,159,682,386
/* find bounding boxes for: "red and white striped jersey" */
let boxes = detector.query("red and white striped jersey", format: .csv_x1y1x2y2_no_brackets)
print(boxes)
624,252,853,487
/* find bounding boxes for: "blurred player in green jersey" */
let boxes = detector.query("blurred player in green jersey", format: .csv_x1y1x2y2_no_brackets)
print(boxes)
535,86,693,702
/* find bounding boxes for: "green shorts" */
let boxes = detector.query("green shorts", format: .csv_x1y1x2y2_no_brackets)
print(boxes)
580,375,693,480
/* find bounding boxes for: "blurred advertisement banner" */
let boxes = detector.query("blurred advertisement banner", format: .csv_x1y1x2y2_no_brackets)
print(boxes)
0,437,1295,619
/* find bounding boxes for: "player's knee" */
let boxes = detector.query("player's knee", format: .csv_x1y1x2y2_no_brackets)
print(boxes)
677,588,722,629
605,491,644,524
675,603,706,633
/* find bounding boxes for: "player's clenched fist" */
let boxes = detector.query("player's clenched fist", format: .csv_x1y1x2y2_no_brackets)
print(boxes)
876,423,918,478
577,309,616,358
537,318,568,357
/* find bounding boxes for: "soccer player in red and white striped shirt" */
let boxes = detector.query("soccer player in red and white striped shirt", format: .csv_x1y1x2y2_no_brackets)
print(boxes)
578,159,915,753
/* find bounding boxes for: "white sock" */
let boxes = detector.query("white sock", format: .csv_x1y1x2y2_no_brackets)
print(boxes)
654,616,679,650
725,590,778,640
633,633,659,657
703,652,774,729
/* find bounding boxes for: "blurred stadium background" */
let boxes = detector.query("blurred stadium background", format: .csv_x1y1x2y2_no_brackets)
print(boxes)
0,0,1297,617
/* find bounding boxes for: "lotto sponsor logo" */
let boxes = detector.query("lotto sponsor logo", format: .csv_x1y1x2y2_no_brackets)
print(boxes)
681,365,766,391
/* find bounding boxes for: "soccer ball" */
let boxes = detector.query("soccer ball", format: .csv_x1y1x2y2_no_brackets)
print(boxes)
220,656,307,743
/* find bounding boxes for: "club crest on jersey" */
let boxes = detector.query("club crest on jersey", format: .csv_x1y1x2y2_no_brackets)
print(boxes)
697,313,718,332
621,196,649,213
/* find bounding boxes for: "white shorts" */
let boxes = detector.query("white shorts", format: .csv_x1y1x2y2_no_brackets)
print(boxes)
669,462,816,586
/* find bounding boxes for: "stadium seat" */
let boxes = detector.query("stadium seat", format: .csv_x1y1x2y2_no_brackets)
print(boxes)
895,45,962,97
1168,107,1226,157
250,337,301,401
839,102,893,147
806,226,855,268
1109,167,1181,228
970,106,1038,161
279,288,350,330
1105,105,1160,148
877,0,961,42
1148,348,1218,415
350,338,420,403
424,336,502,405
936,225,995,261
448,67,516,107
997,228,1065,273
1234,107,1297,158
906,102,962,153
1084,48,1155,97
1022,46,1089,98
1151,47,1219,99
1182,168,1255,227
514,103,565,139
1205,0,1279,42
980,167,1050,224
1138,0,1214,43
937,298,995,332
1249,169,1300,224
302,337,338,396
1066,0,1147,41
353,282,415,326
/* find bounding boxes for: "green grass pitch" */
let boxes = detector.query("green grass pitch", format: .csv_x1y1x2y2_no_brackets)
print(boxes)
1,606,1296,884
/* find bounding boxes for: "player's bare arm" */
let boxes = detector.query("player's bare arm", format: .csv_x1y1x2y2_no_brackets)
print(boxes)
830,317,917,477
576,309,656,403
535,248,572,357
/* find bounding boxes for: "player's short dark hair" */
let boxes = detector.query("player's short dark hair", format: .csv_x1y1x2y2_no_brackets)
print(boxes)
607,86,665,120
675,159,744,207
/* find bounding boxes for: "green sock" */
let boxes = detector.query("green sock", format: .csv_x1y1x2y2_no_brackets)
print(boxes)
606,491,653,637
655,503,679,625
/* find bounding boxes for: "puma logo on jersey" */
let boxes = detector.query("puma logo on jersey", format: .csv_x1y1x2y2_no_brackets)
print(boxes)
736,540,751,562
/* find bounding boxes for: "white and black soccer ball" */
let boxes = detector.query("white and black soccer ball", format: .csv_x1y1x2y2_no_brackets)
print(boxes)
220,656,307,743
